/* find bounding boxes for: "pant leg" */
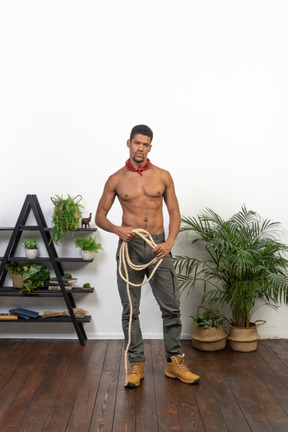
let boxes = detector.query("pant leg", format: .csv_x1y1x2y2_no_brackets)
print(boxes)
116,238,146,363
146,234,183,359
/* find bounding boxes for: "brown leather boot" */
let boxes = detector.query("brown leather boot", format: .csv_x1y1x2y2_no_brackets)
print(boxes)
165,354,200,384
125,362,145,388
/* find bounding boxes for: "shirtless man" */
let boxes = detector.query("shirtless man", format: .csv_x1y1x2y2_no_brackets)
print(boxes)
96,124,200,388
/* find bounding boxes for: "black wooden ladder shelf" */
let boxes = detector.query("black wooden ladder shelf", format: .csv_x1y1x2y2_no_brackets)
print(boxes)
0,194,96,345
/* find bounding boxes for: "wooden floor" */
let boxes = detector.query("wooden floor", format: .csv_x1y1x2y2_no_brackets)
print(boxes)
1,339,288,432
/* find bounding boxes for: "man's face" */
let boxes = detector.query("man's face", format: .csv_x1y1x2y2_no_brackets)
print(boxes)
127,134,152,164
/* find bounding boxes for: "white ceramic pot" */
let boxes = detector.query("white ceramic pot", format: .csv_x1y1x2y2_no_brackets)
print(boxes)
25,249,38,259
81,250,94,261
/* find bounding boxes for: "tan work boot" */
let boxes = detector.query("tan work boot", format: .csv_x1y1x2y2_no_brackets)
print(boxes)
165,354,200,384
125,362,145,388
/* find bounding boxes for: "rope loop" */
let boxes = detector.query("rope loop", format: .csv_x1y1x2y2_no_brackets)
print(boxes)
119,229,163,385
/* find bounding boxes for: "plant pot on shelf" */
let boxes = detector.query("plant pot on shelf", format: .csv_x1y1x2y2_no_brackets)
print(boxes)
81,250,94,261
228,321,265,352
25,249,38,259
11,274,23,289
191,325,228,351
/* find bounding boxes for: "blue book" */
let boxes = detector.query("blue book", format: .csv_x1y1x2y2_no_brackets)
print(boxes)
9,308,39,319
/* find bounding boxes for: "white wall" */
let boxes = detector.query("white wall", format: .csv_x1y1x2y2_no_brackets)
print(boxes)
0,0,288,340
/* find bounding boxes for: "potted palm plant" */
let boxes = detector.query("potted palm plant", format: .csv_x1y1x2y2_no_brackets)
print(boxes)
74,236,102,260
174,206,288,352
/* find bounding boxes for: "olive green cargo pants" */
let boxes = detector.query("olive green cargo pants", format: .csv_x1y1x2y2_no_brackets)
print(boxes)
116,233,183,363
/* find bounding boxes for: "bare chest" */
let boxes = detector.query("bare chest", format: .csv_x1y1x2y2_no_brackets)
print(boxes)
116,171,165,202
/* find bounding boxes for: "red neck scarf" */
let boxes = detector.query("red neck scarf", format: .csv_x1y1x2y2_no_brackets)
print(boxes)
125,158,152,176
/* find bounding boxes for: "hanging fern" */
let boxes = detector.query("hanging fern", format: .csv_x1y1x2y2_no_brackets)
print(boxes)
50,194,84,245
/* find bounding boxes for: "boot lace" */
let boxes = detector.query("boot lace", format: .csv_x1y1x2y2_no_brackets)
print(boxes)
129,363,142,376
177,358,190,374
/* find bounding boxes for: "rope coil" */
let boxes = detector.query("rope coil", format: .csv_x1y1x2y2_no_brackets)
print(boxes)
118,229,163,385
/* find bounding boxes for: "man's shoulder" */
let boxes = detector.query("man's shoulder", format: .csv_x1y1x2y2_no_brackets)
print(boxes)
104,167,126,190
151,164,172,179
108,166,126,180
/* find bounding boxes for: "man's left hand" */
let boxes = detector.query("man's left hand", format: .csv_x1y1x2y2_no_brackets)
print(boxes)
152,241,173,260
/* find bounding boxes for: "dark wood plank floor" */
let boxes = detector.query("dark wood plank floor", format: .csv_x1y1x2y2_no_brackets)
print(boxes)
1,338,288,432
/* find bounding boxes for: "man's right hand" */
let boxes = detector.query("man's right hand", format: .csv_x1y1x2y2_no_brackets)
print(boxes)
116,227,136,242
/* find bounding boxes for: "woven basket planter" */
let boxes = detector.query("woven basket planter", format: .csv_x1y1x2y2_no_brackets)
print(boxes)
228,322,263,352
11,274,23,289
191,325,228,351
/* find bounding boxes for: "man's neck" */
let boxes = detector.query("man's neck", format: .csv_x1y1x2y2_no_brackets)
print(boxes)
125,158,152,176
131,158,147,168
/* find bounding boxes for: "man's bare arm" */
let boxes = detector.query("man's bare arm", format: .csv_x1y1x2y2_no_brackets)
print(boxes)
95,176,136,242
152,172,181,259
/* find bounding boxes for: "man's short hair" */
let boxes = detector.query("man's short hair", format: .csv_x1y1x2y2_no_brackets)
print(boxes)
130,124,153,142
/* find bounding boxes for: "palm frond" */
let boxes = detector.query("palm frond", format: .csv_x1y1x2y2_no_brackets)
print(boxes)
175,206,288,327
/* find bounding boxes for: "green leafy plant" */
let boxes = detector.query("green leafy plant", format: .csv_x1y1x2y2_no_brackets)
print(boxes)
74,236,102,252
6,262,50,295
22,239,38,249
174,206,288,328
21,264,51,295
50,194,84,245
191,307,224,328
6,262,23,276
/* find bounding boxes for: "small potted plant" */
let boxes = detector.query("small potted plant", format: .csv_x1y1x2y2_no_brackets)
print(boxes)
191,307,228,351
74,236,102,260
5,262,50,294
50,194,84,245
22,239,38,259
5,262,24,288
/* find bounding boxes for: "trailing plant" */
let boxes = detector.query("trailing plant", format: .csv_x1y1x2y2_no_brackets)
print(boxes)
74,236,102,252
22,239,38,249
50,194,84,245
191,307,224,328
174,206,288,328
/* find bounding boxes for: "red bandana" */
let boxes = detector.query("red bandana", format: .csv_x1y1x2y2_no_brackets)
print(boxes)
125,158,152,176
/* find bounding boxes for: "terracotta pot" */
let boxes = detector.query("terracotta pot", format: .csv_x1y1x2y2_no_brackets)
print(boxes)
191,325,228,351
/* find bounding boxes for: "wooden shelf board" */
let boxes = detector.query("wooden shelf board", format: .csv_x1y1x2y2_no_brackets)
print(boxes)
3,257,93,263
0,315,91,323
0,286,94,296
0,226,97,232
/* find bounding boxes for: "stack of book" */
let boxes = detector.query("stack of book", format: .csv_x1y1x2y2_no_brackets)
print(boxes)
48,276,78,291
8,308,39,320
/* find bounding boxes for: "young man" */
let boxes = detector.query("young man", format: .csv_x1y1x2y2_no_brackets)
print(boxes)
95,125,200,388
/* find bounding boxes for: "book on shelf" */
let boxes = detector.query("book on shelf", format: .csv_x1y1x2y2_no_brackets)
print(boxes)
0,313,18,320
48,285,73,291
50,277,78,285
9,308,39,319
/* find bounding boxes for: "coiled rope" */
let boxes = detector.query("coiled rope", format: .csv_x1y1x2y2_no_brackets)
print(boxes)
118,228,163,385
